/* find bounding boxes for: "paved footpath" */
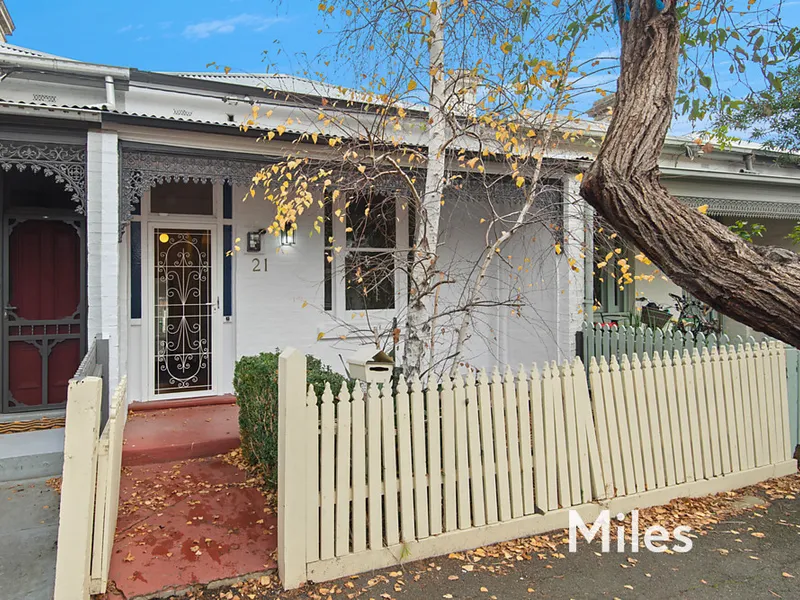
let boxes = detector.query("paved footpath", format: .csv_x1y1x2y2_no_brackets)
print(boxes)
182,485,800,600
0,477,60,600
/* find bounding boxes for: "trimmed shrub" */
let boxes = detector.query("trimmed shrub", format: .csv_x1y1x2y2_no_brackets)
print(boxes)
234,350,347,489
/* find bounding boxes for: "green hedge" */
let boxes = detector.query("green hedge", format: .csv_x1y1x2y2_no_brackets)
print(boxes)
234,351,347,489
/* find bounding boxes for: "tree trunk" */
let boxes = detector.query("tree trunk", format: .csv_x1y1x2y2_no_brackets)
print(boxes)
403,6,447,378
580,0,800,347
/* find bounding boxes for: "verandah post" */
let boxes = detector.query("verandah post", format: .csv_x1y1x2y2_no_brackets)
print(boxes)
278,347,308,590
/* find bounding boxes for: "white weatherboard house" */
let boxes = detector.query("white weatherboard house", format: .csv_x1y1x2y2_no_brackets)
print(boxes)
0,11,799,432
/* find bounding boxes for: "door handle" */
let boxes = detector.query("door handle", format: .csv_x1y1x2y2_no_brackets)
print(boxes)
4,305,16,318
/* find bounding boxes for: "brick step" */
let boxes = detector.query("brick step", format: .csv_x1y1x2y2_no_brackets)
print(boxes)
122,400,240,467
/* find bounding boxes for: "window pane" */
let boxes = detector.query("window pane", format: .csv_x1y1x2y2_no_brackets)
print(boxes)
346,193,396,249
345,251,395,310
151,181,213,215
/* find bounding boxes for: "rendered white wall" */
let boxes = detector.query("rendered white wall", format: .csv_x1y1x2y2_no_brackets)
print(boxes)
86,130,120,391
231,184,571,377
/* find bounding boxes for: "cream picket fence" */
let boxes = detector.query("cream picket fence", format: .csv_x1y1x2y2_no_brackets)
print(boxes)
277,343,797,589
54,375,128,600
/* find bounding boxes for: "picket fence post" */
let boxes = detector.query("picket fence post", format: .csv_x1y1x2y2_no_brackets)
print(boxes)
278,347,308,590
54,376,103,600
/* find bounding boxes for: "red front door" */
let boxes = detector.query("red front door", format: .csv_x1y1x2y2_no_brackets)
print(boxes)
4,218,83,412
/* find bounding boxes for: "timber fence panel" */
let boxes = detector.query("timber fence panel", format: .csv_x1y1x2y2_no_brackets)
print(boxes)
335,383,352,557
571,359,593,503
396,377,416,542
736,345,756,471
653,353,677,487
680,351,704,481
491,368,513,520
381,383,400,546
279,344,797,590
465,372,486,527
691,349,713,479
410,375,430,539
54,376,103,600
719,346,741,473
319,384,336,560
367,382,383,550
529,365,550,511
477,370,499,522
350,384,367,553
426,377,443,535
504,368,525,519
453,373,472,529
710,348,732,474
560,361,582,503
516,367,536,515
598,357,625,496
671,351,695,483
777,344,793,460
89,377,128,595
631,354,657,491
760,343,779,464
663,352,686,484
551,361,572,508
440,377,458,533
641,353,666,490
588,358,615,498
306,385,321,562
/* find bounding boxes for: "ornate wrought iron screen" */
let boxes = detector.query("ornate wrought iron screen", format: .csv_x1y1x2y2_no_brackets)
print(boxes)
153,228,213,394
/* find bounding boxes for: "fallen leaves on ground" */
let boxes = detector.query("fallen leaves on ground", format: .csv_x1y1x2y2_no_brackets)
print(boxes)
160,472,800,600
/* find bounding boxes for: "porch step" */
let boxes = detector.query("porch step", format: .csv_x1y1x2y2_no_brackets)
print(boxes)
0,429,64,482
122,402,240,466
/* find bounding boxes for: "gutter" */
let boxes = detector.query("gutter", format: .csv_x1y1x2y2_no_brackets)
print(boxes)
0,53,129,80
660,166,800,186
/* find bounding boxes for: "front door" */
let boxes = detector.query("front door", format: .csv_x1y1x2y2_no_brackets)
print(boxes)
3,217,84,412
151,227,216,396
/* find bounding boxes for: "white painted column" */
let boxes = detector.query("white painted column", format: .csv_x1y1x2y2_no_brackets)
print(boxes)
557,176,586,360
86,130,121,391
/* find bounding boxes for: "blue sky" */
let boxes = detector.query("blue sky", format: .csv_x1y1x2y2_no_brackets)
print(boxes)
6,0,326,75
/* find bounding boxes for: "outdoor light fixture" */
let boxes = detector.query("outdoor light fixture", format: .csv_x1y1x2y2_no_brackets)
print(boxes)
247,229,265,252
280,221,296,246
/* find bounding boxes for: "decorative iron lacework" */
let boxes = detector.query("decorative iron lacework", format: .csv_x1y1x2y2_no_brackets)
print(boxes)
678,195,800,219
0,141,87,213
119,150,265,233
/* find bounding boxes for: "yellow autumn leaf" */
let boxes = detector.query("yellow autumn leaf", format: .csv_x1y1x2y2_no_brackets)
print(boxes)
311,133,318,144
697,204,709,214
407,79,417,92
276,125,286,136
316,331,325,341
515,176,525,188
554,243,562,255
575,173,584,182
267,131,275,141
302,301,308,308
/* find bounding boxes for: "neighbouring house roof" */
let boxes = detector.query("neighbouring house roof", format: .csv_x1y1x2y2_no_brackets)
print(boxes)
0,43,66,61
0,2,13,43
0,41,796,175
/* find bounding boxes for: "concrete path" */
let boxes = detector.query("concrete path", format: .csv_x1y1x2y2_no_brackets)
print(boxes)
0,477,60,600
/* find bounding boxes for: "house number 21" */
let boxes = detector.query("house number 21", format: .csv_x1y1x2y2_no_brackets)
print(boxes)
252,258,268,272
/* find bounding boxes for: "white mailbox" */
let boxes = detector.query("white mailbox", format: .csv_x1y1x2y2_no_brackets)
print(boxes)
347,346,394,384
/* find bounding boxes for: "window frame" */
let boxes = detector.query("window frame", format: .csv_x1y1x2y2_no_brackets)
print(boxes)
324,190,409,321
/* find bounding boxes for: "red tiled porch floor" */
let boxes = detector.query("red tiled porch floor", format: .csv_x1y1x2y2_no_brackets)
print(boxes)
122,399,240,466
102,400,277,599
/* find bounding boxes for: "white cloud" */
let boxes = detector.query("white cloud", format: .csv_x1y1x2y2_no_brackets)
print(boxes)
117,24,143,34
183,14,284,39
